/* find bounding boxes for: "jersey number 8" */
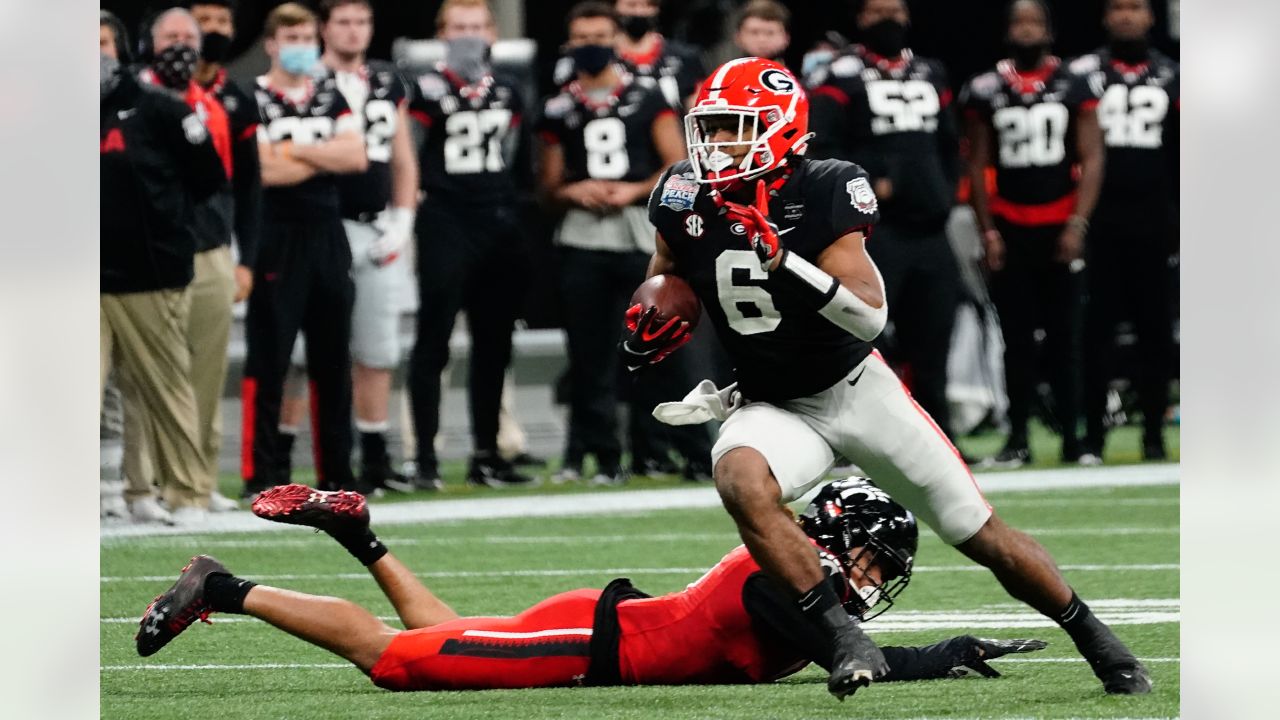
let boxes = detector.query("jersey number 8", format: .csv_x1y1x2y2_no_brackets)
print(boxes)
583,117,630,179
443,109,512,174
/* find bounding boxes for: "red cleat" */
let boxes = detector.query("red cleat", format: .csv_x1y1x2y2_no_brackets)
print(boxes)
251,483,369,535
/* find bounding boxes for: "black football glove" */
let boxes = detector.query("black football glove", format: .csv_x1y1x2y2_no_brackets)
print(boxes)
944,636,1048,678
620,304,692,372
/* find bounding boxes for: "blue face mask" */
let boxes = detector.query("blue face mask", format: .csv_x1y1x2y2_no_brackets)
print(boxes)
278,43,319,75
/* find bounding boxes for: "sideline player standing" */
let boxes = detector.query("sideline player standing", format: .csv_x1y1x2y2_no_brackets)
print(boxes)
606,0,705,109
315,0,418,491
241,2,367,498
538,2,706,485
628,57,1150,697
807,0,964,444
1077,0,1179,462
407,0,532,490
960,0,1105,467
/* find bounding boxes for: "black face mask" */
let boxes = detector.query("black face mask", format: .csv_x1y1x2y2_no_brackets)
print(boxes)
569,44,615,76
1008,40,1050,70
153,44,198,89
201,31,233,63
1110,37,1149,63
619,14,657,42
861,19,907,57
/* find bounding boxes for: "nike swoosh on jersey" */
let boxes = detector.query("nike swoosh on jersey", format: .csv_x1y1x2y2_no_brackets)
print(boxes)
777,227,796,236
847,367,867,387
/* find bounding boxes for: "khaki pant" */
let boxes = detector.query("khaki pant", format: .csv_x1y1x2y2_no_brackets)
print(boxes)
101,284,207,508
122,247,235,507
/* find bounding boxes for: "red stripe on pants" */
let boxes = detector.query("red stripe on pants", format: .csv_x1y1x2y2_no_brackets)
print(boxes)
872,350,991,508
240,378,257,481
308,380,324,487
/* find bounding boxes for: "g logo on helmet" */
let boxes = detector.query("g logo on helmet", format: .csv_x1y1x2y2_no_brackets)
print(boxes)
758,68,796,94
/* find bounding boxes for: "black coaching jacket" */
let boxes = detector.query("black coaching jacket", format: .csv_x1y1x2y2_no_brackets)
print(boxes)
100,71,226,294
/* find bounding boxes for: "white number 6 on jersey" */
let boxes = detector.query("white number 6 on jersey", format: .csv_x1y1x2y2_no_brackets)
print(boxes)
716,250,781,335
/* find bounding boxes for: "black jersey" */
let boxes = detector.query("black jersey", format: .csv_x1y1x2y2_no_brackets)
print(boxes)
252,74,357,219
1071,49,1179,226
408,67,523,206
197,69,262,265
648,158,879,402
808,48,959,230
537,72,676,187
960,58,1100,220
332,60,410,217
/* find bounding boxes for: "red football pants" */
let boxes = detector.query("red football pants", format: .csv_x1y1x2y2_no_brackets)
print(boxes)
369,589,601,691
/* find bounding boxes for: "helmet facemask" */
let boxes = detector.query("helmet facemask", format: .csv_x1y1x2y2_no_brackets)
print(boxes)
838,526,914,621
684,104,809,190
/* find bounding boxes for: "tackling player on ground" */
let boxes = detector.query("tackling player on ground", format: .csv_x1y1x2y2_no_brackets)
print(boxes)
623,57,1150,697
135,478,1046,691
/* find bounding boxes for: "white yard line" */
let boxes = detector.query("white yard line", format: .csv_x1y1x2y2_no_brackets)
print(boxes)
107,525,1177,550
100,463,1179,540
100,562,1178,584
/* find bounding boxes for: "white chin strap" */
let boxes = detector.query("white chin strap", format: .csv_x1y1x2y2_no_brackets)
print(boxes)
855,584,882,611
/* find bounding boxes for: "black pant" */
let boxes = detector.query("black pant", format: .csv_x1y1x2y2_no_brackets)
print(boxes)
244,214,354,489
622,329,715,471
989,219,1083,448
409,201,527,470
1083,221,1174,445
558,246,681,473
866,222,961,438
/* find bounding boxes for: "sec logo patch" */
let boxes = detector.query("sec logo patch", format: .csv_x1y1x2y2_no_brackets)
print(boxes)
685,213,704,237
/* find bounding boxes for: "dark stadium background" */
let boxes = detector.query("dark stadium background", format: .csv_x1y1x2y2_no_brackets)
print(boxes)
105,0,1178,327
103,0,1179,96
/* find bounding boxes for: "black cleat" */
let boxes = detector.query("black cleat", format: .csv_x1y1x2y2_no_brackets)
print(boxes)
240,477,274,501
251,484,369,535
135,555,227,657
682,460,713,483
827,624,889,700
1076,623,1154,694
1142,436,1168,462
360,458,414,491
1100,662,1153,694
630,456,681,477
467,452,536,488
986,443,1031,469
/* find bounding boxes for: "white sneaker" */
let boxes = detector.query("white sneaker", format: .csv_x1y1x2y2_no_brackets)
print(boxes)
130,497,174,525
1077,452,1104,467
170,506,209,526
101,481,128,520
207,490,239,513
550,467,581,485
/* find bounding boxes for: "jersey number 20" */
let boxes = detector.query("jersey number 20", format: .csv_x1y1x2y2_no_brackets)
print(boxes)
716,250,781,335
443,109,512,174
992,102,1069,168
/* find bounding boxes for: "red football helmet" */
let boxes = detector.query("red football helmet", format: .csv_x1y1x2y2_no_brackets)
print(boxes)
685,57,813,190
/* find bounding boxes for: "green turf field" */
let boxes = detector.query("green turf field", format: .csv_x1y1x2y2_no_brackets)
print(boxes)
101,475,1179,719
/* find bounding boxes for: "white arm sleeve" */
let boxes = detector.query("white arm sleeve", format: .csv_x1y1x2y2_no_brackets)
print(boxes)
778,250,887,341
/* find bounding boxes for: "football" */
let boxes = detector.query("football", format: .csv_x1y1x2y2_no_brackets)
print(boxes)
630,274,701,330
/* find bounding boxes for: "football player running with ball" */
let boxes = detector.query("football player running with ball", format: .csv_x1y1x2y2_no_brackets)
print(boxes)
135,478,1048,691
623,57,1150,698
